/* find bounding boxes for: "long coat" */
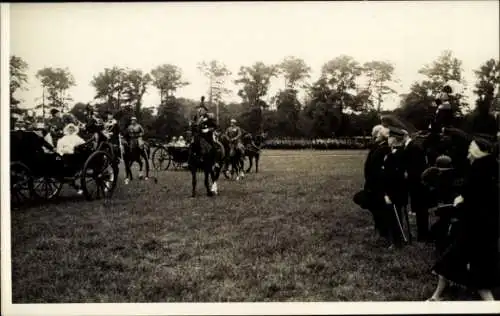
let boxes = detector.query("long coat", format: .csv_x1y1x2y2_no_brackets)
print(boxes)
432,154,499,289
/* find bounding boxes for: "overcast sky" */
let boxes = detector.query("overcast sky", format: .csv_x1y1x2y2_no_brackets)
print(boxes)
10,1,499,112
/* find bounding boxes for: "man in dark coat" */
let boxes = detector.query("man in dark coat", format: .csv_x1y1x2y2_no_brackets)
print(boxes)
363,124,391,238
381,126,409,249
401,128,430,242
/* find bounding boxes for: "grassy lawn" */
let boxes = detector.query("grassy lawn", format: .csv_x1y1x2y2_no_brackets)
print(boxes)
10,149,490,303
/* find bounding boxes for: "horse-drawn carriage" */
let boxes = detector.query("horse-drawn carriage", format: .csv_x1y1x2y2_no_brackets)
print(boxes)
151,144,190,171
10,129,119,207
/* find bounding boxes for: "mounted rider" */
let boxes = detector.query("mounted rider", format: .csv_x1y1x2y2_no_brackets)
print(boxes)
126,116,145,150
224,118,245,154
190,96,221,166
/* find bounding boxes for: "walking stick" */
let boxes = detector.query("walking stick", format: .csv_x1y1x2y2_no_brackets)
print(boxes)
403,205,412,244
393,204,408,243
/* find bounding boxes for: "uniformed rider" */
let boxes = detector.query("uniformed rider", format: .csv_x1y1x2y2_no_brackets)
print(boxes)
48,108,64,141
224,118,245,153
127,116,145,149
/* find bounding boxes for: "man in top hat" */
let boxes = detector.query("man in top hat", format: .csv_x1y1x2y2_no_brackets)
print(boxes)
127,116,145,149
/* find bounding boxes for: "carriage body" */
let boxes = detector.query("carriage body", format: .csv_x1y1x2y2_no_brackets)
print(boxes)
151,143,190,171
10,130,118,207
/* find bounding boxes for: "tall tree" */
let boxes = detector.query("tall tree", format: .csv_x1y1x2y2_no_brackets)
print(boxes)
91,66,128,112
362,60,397,112
197,60,232,124
10,56,29,111
418,50,468,114
150,64,189,104
235,62,278,133
473,58,500,112
399,50,468,129
122,69,152,118
35,67,76,112
278,56,311,90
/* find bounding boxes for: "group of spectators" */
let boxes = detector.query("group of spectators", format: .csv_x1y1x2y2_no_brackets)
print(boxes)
356,89,499,301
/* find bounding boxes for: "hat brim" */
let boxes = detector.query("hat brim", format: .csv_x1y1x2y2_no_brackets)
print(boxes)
63,124,79,135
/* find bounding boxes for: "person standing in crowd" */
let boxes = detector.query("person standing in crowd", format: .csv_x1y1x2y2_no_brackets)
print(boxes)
427,138,499,301
362,124,391,240
401,129,430,242
381,126,409,249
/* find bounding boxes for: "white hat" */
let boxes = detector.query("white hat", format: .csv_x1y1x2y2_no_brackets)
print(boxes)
63,123,79,136
230,118,236,123
131,116,137,120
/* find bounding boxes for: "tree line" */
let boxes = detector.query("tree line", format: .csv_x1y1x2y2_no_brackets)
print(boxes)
10,51,500,139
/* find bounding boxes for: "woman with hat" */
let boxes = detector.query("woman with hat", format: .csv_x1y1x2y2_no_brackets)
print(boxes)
427,138,499,301
56,123,85,156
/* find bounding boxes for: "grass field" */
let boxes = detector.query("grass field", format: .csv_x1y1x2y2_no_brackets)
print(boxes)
10,149,494,303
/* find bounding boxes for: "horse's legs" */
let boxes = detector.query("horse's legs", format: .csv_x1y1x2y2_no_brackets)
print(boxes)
124,159,133,184
246,154,253,173
205,166,213,196
142,151,150,179
191,165,197,197
255,153,259,173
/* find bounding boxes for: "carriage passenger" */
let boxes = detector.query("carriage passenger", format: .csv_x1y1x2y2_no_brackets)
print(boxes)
168,136,178,147
176,136,187,148
56,123,85,156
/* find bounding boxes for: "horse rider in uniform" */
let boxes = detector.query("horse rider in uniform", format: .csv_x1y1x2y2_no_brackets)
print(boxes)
127,116,145,150
190,96,221,166
224,118,245,154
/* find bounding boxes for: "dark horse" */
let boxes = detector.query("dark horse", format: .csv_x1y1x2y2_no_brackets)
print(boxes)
242,132,265,173
220,133,245,180
121,136,151,184
188,127,225,197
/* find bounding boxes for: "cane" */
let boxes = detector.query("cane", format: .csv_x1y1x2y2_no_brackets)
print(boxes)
403,205,412,244
393,204,408,243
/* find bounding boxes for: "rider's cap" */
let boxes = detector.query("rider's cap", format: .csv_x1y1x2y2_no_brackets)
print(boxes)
50,108,60,115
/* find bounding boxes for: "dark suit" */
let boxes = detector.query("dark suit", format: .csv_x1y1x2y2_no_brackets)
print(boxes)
402,139,430,241
381,147,408,247
363,140,391,237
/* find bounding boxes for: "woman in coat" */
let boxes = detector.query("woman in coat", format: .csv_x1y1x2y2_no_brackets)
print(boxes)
427,138,499,301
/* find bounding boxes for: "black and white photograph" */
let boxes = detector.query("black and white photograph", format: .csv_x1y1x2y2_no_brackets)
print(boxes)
2,1,500,315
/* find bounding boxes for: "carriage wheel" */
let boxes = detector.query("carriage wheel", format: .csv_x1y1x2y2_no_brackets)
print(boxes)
81,151,118,201
32,175,64,201
152,147,171,171
10,162,34,207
